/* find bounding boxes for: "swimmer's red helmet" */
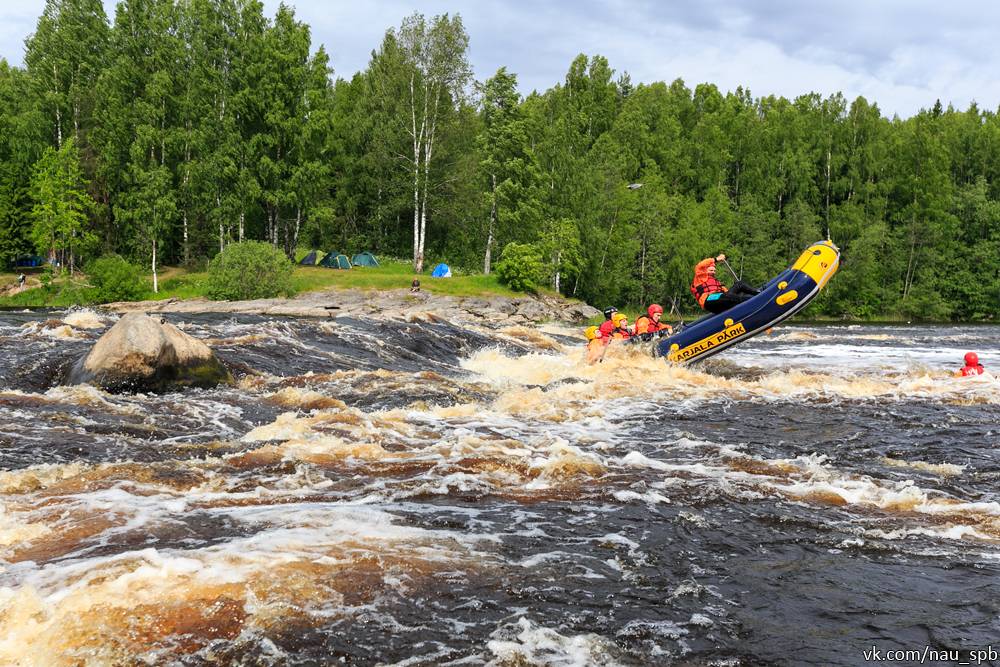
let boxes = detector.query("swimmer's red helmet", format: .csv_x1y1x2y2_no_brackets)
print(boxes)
965,352,979,366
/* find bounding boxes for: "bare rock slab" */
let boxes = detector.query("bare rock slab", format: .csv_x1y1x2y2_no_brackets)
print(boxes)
66,313,231,392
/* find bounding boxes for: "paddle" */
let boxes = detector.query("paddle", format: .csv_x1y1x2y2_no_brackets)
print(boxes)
719,255,740,282
719,254,763,295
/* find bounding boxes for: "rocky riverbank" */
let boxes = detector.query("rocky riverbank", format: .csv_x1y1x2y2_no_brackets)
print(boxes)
104,288,601,328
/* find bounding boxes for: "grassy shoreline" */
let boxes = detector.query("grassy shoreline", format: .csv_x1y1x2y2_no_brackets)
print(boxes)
0,259,543,308
3,264,996,325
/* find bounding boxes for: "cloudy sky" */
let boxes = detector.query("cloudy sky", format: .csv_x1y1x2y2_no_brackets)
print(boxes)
2,0,997,118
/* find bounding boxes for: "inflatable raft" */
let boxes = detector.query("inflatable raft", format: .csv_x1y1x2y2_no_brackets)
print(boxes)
656,240,840,363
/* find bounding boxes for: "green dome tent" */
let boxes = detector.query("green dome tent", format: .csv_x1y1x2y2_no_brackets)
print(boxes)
351,252,379,267
319,253,352,269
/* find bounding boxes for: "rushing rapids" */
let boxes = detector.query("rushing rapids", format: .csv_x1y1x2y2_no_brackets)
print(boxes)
0,309,998,665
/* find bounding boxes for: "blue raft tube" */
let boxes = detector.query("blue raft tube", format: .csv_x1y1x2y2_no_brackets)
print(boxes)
656,240,841,364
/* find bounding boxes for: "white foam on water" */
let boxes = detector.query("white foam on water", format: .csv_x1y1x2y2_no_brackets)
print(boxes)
486,617,624,667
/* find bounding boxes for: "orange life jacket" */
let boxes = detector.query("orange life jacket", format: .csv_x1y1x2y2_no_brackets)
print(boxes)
612,327,631,340
691,258,727,308
586,338,605,364
635,315,669,334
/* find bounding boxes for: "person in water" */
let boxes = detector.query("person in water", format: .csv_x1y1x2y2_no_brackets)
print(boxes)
634,304,672,337
595,306,619,339
584,325,606,364
691,254,760,314
610,312,632,340
957,352,985,376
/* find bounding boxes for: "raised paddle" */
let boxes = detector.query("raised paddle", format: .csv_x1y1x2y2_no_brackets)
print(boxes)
719,255,740,282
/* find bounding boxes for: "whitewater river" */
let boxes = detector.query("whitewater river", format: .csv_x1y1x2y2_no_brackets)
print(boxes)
0,310,998,666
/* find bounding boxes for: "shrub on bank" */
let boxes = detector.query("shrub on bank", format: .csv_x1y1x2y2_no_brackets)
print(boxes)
495,242,543,293
87,254,145,303
207,241,294,300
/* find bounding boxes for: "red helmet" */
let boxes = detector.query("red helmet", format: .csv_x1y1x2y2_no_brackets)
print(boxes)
648,304,663,317
965,352,979,366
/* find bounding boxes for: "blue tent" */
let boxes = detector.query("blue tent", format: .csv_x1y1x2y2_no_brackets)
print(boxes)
431,263,451,278
14,255,46,268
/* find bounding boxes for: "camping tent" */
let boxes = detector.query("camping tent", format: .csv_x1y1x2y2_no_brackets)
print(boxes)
431,263,452,278
14,255,46,268
351,252,379,267
319,253,352,269
299,250,324,266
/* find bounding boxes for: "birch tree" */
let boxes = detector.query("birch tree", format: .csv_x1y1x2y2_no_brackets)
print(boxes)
387,12,471,272
24,0,109,151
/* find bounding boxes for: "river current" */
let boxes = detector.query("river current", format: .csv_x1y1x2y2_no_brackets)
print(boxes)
0,309,998,666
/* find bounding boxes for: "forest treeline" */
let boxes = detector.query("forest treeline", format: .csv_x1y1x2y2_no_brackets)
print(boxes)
1,0,999,318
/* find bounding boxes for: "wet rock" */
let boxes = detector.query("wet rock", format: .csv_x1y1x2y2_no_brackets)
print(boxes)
107,287,600,327
66,312,232,392
567,302,601,321
461,297,490,312
514,300,550,321
484,297,519,315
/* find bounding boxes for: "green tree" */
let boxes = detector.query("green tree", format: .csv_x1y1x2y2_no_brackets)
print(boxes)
478,67,542,274
538,217,581,293
0,61,46,268
24,0,109,150
207,240,293,300
86,253,144,302
495,241,543,293
29,138,94,272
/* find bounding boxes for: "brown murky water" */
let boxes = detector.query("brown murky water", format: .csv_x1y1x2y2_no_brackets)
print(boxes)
1,310,998,665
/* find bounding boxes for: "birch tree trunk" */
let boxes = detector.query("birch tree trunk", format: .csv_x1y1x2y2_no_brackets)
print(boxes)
484,174,496,274
825,147,832,239
182,140,190,264
417,81,439,274
410,73,422,272
152,238,158,293
554,248,561,293
218,195,224,253
293,207,301,255
53,64,62,149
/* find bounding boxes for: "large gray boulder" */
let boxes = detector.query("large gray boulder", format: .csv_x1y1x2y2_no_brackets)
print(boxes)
67,313,231,392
